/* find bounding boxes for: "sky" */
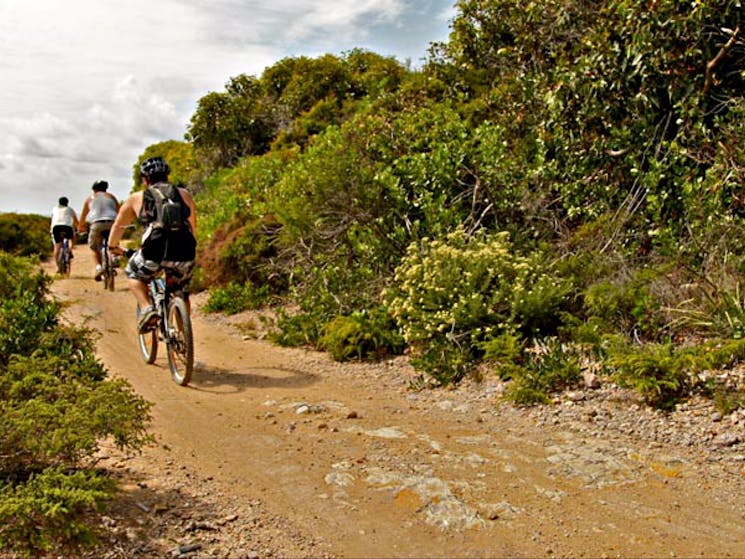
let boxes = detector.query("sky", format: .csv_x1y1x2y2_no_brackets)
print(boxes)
0,0,456,217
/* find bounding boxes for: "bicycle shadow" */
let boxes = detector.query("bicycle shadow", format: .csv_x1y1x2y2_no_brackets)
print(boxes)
186,362,319,394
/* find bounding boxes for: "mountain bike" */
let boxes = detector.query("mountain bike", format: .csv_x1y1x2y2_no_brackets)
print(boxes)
128,251,194,386
57,232,73,277
100,235,117,291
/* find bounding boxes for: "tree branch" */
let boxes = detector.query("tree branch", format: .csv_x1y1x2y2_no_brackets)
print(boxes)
704,25,741,94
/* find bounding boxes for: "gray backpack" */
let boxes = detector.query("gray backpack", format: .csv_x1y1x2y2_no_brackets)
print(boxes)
144,183,189,232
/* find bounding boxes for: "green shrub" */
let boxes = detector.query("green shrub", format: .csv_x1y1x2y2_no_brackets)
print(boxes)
217,215,286,291
0,254,152,555
0,468,115,555
0,252,50,301
584,272,664,340
409,338,476,385
605,338,692,410
480,332,524,367
0,291,60,367
604,336,745,410
0,213,52,259
500,338,582,406
205,281,270,315
386,229,569,384
320,308,405,362
270,310,322,348
273,260,386,348
712,385,745,416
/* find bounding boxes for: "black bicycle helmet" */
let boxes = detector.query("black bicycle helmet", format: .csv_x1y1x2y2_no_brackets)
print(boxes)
139,156,170,178
92,179,109,192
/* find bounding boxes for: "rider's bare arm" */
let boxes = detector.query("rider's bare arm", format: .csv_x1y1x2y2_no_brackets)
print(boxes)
78,198,90,232
108,192,142,252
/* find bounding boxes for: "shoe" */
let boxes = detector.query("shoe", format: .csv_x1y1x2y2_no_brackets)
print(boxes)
137,305,159,333
94,265,103,281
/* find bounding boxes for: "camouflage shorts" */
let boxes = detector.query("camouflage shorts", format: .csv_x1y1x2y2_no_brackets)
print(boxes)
88,220,114,251
125,250,195,292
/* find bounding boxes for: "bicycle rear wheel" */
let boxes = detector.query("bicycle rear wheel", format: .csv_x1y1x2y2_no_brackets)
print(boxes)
57,253,66,275
58,241,71,276
136,303,158,364
101,246,115,291
166,297,193,386
105,259,115,291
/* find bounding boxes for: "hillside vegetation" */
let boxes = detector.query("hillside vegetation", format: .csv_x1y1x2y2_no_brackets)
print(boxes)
0,213,52,259
0,254,151,556
136,0,744,409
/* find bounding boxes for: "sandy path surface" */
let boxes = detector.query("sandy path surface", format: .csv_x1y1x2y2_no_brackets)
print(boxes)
49,249,745,558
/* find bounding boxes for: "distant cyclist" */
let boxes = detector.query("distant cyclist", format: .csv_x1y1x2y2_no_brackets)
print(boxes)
108,156,197,332
78,180,120,280
50,196,79,271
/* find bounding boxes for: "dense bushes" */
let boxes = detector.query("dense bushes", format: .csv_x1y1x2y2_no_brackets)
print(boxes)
0,253,151,556
142,2,745,411
386,229,570,383
0,213,52,260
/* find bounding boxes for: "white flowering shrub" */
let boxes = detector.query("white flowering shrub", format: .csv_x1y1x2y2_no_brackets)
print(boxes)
386,229,569,383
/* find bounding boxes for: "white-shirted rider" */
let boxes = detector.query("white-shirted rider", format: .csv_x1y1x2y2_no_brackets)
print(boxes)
50,196,79,272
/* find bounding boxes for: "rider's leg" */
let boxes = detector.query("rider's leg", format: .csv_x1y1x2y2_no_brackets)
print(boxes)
130,277,159,332
87,224,104,278
91,246,103,266
129,277,152,309
53,242,61,266
51,229,62,268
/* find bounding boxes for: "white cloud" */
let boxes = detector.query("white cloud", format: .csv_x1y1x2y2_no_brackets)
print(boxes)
0,0,453,215
182,0,405,47
0,75,187,214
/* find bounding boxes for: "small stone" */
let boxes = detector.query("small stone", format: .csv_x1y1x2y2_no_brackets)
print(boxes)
713,433,740,448
583,372,601,389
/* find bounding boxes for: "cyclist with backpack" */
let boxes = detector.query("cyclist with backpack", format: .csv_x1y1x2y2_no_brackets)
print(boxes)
108,156,197,333
50,196,79,271
78,180,120,280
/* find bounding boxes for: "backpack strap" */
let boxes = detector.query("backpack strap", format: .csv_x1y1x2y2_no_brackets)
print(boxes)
149,185,167,225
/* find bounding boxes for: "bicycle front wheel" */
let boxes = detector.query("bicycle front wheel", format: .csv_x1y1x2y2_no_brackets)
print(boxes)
166,297,193,386
136,303,158,364
105,261,115,291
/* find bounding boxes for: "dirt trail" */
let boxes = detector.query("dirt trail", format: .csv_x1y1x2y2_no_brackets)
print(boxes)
49,250,745,558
